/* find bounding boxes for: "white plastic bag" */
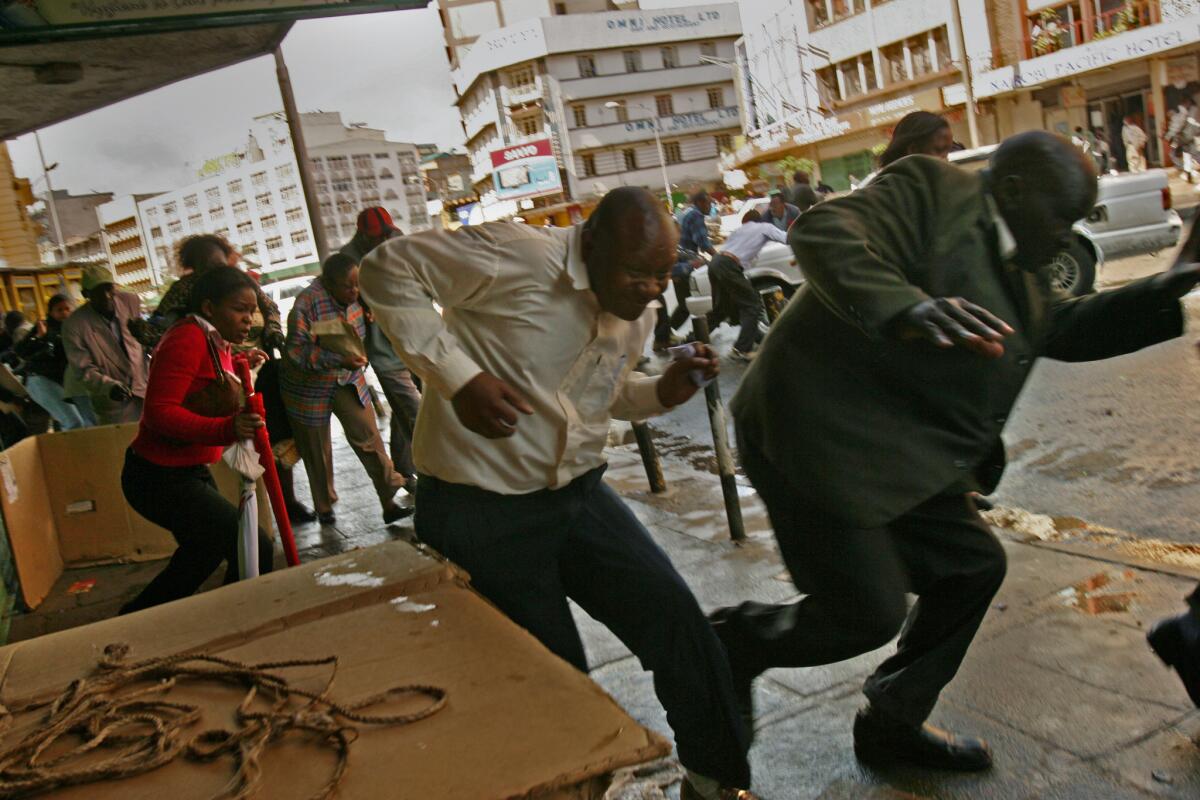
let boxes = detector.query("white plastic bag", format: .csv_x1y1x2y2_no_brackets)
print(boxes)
223,440,265,580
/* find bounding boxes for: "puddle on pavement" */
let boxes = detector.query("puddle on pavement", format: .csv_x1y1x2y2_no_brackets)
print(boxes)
1058,570,1139,615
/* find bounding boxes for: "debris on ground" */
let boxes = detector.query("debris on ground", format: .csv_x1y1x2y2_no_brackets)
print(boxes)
1058,570,1139,615
603,757,684,800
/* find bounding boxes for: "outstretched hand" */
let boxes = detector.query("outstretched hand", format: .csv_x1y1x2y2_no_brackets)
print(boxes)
894,297,1013,359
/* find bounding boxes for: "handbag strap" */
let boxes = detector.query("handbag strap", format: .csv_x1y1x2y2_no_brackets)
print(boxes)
194,318,228,388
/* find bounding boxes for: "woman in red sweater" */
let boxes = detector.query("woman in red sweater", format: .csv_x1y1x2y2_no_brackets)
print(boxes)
121,267,274,614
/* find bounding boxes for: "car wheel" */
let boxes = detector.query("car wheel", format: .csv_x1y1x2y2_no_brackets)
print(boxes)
1048,240,1097,296
753,278,792,324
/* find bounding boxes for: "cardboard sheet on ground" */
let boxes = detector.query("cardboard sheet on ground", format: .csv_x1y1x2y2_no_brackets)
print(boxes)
0,542,670,798
0,423,273,609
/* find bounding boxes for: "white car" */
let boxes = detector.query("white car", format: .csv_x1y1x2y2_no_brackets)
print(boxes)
261,275,316,326
684,239,804,323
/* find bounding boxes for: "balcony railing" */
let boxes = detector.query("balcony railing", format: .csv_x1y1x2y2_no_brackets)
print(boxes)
1024,0,1159,59
502,80,544,107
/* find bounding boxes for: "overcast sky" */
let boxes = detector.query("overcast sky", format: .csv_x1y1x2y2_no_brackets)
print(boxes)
7,0,697,198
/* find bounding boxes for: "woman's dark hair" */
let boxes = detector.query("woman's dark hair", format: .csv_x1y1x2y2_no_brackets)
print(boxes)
742,209,762,224
879,111,951,168
178,234,233,274
46,294,70,314
321,252,358,283
188,266,257,314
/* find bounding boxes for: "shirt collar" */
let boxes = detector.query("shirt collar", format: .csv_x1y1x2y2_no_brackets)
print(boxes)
563,224,590,291
985,193,1018,262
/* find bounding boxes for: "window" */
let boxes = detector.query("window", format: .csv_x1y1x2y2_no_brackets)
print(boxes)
233,199,249,218
291,230,310,246
162,202,177,217
209,205,225,220
661,46,678,69
375,152,390,159
168,219,183,235
806,0,831,27
251,171,268,189
572,104,588,128
508,65,535,87
881,41,908,85
228,179,244,195
150,226,162,240
237,221,254,238
184,194,199,210
622,148,638,171
285,207,305,225
582,153,597,177
261,214,278,232
655,94,674,117
911,35,933,77
610,100,628,123
623,50,642,73
700,41,717,58
663,142,683,165
242,241,258,256
514,112,542,137
276,163,294,180
256,192,273,211
815,65,839,106
205,187,222,205
188,213,202,228
145,207,158,219
839,58,864,98
281,185,299,202
716,134,734,151
155,245,168,263
707,87,724,109
353,154,372,169
577,54,596,78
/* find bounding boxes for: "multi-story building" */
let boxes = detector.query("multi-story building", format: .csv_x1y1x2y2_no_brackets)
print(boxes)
97,194,162,295
0,141,41,270
944,0,1200,169
444,1,743,222
34,190,113,266
132,111,430,283
731,0,997,190
421,150,479,228
302,112,430,248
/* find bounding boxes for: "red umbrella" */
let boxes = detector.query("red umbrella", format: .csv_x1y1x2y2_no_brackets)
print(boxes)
235,358,300,567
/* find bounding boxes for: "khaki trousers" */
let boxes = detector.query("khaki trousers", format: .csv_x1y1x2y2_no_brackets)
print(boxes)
290,385,404,515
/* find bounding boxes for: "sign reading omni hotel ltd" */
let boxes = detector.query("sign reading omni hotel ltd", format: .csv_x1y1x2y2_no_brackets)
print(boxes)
944,14,1200,105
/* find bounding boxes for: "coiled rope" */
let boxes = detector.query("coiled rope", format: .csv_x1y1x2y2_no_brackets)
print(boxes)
0,643,447,799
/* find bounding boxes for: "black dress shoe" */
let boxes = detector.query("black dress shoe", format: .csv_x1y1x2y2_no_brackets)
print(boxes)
1148,610,1200,707
680,778,760,800
383,503,414,525
853,705,993,771
286,503,317,524
318,511,336,526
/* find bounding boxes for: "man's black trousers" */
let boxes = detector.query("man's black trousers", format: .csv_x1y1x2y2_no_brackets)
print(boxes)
719,426,1008,725
415,466,751,787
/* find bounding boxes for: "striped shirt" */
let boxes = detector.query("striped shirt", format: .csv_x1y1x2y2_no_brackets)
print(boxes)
279,278,370,426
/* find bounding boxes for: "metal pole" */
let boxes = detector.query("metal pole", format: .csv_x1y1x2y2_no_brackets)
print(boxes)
651,117,673,214
631,421,667,493
950,0,980,148
34,131,64,263
690,315,746,542
274,45,330,263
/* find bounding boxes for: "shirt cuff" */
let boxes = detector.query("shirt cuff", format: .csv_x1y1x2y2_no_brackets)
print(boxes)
624,374,670,417
429,347,484,399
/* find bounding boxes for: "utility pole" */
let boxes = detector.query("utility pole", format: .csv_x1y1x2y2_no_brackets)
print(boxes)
34,131,65,263
274,45,330,262
950,0,980,148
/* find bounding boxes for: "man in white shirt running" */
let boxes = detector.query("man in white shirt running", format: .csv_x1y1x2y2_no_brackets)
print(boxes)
360,187,756,800
710,210,789,361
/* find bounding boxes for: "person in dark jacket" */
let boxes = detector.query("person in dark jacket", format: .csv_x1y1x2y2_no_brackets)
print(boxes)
17,294,86,430
714,132,1199,772
785,170,820,212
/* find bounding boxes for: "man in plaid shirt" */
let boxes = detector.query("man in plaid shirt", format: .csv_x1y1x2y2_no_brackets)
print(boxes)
280,253,408,526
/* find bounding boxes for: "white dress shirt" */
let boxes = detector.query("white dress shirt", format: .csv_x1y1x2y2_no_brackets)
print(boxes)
720,221,788,266
359,221,666,495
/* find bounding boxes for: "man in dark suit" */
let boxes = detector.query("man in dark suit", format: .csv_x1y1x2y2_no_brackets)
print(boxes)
715,132,1200,772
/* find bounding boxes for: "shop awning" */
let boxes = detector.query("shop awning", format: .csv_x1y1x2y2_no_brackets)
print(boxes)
0,2,430,140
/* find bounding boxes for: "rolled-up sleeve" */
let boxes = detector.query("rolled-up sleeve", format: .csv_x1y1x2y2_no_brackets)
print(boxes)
610,372,667,421
359,227,501,400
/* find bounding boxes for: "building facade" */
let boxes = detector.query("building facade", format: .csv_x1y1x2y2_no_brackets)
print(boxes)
446,1,743,222
97,194,161,295
421,150,479,228
34,190,113,266
128,111,429,284
0,141,41,270
731,0,997,190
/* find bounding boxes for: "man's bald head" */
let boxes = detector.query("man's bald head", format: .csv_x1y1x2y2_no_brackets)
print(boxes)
989,131,1098,270
583,187,677,321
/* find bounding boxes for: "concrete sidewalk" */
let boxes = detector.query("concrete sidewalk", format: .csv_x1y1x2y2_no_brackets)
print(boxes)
593,439,1200,800
9,423,1200,799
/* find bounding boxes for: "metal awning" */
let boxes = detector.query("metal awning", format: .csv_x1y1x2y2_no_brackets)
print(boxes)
0,2,430,140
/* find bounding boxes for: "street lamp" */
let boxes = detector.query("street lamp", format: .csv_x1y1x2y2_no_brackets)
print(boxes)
605,100,674,214
34,131,66,264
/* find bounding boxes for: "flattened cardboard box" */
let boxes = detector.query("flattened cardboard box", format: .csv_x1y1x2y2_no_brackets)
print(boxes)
0,423,274,609
0,542,670,798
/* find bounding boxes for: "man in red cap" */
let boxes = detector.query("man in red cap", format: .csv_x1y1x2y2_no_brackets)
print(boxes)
341,206,401,262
